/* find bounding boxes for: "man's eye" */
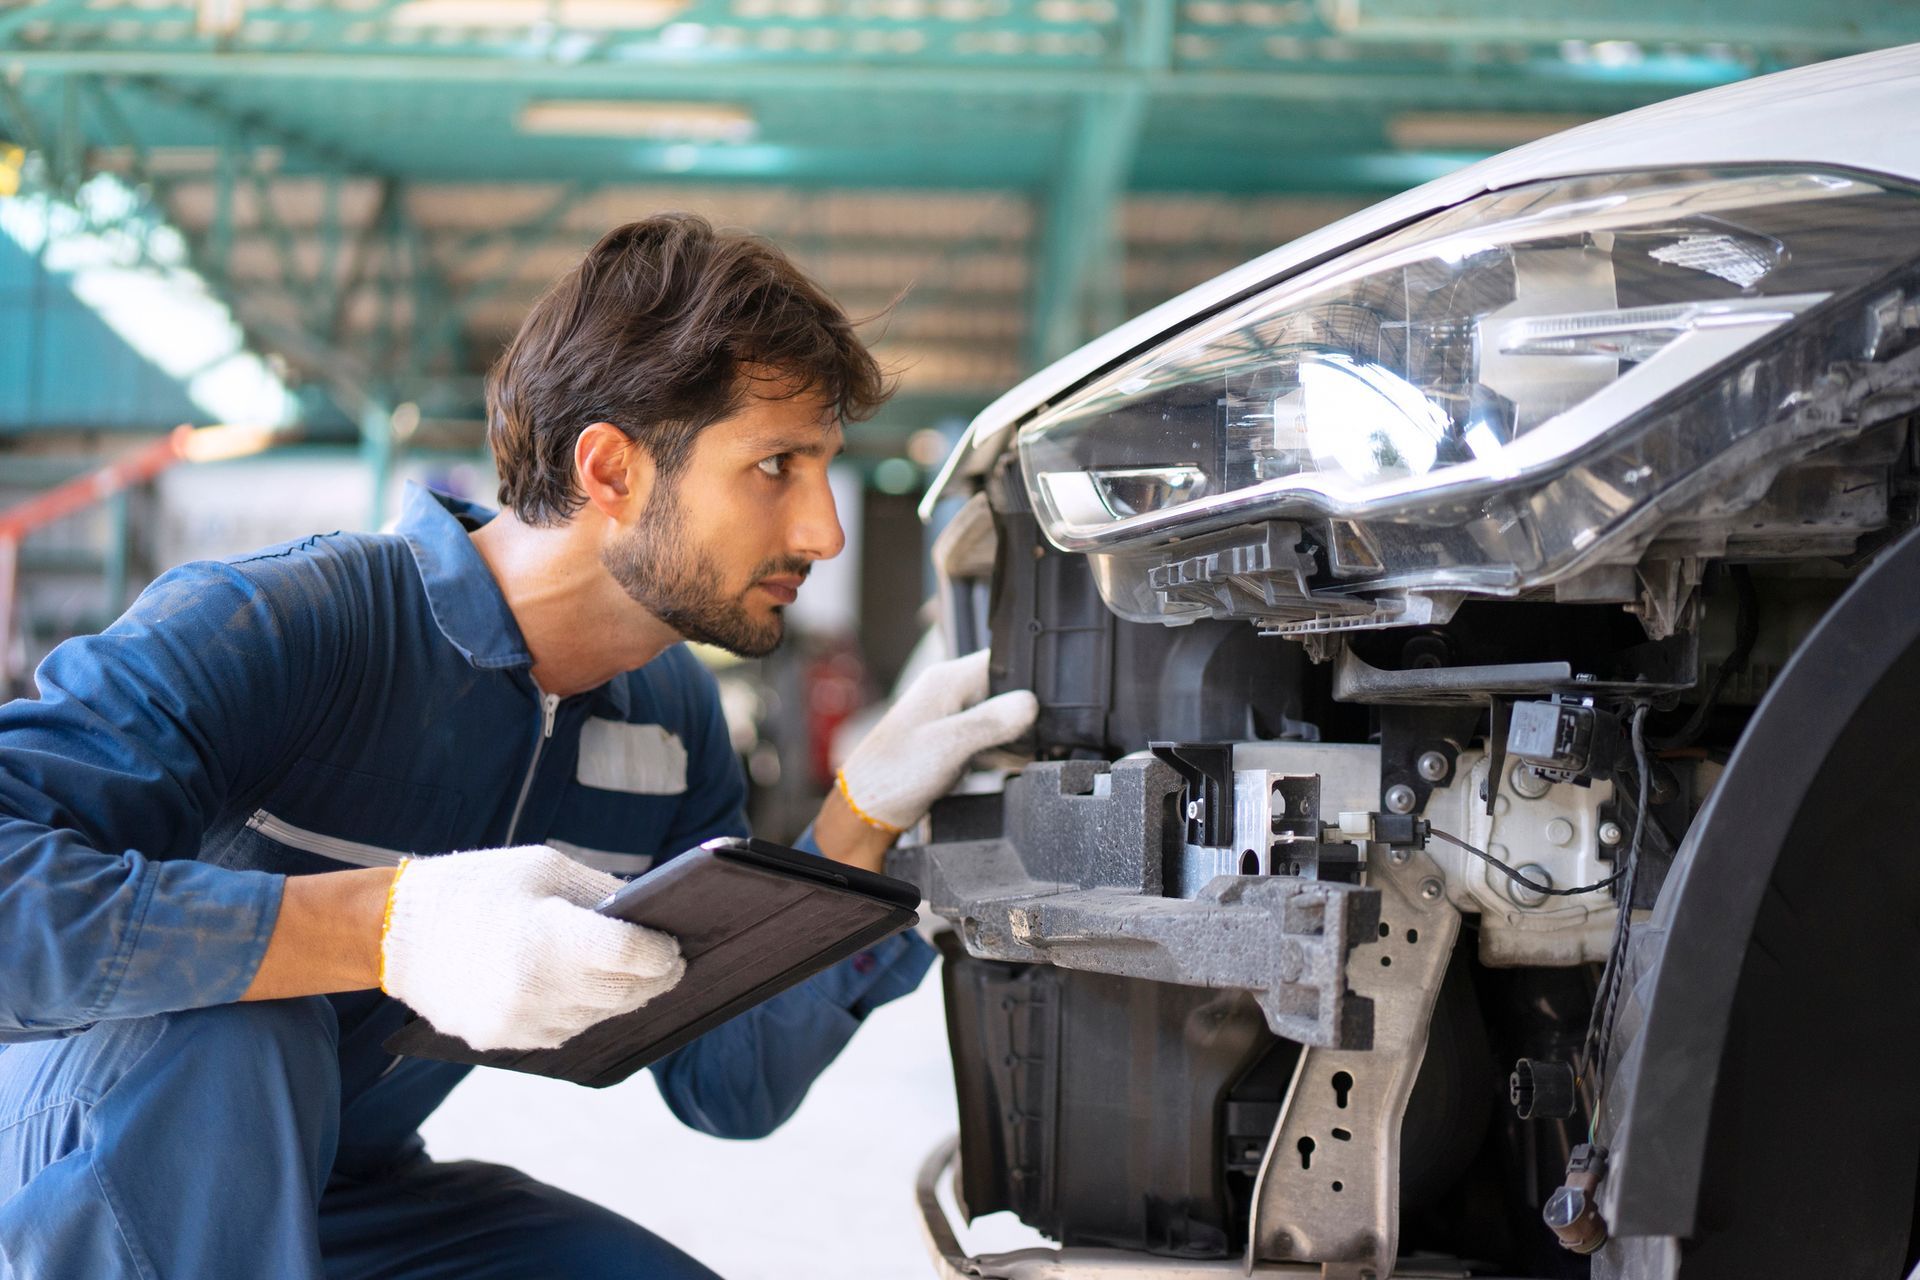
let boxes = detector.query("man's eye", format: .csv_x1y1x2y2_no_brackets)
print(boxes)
757,455,789,478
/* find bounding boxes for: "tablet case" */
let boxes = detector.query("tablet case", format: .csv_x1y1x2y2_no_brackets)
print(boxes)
382,838,921,1088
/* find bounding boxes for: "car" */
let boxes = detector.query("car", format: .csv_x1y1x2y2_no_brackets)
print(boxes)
893,42,1920,1280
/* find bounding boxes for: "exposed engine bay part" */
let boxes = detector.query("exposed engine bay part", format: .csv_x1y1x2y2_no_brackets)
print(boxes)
1544,1145,1611,1255
912,1137,1492,1280
979,460,1325,761
1245,853,1460,1278
938,947,1286,1258
899,739,1640,1273
894,754,1382,1049
911,65,1920,1276
903,738,1629,978
1509,1058,1579,1122
933,945,1500,1270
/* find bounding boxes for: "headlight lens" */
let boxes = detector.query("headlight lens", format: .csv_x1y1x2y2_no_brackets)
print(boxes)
1018,170,1920,588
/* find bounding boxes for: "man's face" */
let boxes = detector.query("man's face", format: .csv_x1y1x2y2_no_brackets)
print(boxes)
601,390,846,658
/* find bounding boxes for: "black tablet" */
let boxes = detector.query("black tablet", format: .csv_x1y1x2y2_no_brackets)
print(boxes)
382,837,921,1088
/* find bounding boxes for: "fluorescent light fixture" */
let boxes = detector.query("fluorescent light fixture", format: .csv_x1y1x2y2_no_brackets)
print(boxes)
196,0,246,36
88,146,284,176
1387,113,1595,151
0,175,296,427
176,422,278,463
388,0,689,29
518,99,756,142
630,142,796,177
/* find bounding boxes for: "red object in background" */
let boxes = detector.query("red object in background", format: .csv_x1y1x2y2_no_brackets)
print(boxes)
0,429,192,690
803,642,868,789
0,428,191,543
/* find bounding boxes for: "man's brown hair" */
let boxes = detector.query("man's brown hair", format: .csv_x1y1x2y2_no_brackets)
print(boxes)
487,213,891,525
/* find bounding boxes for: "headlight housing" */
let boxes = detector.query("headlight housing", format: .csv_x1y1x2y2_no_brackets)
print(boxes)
1016,168,1920,632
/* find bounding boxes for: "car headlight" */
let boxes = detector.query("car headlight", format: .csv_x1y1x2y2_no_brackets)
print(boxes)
1016,168,1920,631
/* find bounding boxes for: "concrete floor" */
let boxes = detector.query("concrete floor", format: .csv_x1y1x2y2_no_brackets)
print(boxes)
418,958,1046,1278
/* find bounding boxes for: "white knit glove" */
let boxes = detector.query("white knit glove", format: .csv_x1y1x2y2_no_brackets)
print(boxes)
836,649,1038,834
379,845,684,1051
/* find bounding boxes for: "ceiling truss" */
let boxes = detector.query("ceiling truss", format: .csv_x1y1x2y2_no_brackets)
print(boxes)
0,0,1910,477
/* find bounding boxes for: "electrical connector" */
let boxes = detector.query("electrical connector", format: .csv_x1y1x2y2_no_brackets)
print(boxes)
1507,698,1622,784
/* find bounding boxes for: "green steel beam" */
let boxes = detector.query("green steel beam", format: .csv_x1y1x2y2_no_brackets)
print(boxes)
1025,0,1171,369
0,77,48,168
1329,0,1920,50
0,50,1752,108
329,178,396,347
104,78,478,417
0,0,87,48
315,170,342,334
1027,86,1146,368
360,399,395,528
78,76,154,190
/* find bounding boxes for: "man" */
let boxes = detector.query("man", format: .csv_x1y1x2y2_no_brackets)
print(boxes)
0,213,1037,1278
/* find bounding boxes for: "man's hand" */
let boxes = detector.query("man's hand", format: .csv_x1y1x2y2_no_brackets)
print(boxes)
817,649,1037,871
379,845,684,1051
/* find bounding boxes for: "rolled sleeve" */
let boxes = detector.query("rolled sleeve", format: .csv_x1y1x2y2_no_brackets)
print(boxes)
0,562,307,1037
87,856,285,1028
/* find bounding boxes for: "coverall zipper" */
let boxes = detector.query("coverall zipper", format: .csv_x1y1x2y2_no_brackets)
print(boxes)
245,810,407,868
503,689,561,845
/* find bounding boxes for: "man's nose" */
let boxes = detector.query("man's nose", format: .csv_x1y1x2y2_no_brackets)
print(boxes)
790,470,847,562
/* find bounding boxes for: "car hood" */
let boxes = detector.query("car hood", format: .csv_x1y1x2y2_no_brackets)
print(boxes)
921,40,1920,518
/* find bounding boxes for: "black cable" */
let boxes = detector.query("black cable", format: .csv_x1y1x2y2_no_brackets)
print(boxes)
1581,704,1652,1125
1424,827,1628,898
1650,566,1757,751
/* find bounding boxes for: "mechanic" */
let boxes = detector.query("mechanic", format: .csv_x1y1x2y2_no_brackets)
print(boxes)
0,213,1038,1279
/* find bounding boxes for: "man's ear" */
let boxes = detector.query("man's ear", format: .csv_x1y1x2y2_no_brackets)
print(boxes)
574,423,655,523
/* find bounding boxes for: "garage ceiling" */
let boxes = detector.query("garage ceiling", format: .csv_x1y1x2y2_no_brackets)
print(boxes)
0,0,1912,458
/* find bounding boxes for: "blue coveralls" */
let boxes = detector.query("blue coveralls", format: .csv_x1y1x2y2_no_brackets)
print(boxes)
0,483,934,1279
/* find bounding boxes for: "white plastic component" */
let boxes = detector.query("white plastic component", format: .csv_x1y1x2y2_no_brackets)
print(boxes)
1230,741,1618,967
1423,750,1619,966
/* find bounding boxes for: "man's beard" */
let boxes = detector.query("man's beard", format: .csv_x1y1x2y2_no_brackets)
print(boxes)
601,481,807,659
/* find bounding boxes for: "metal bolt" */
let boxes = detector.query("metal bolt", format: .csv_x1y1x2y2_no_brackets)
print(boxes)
1506,864,1553,908
1419,877,1444,902
1388,845,1412,865
1510,762,1553,800
1599,821,1625,847
1384,784,1417,815
1186,800,1202,821
1416,750,1449,783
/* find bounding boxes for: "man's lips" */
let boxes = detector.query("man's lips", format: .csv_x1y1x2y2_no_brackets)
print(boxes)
757,575,805,604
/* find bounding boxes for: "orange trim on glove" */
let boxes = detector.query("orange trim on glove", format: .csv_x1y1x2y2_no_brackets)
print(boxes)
835,769,904,836
377,859,410,995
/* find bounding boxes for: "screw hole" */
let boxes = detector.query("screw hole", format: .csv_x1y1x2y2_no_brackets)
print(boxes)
1406,928,1419,944
1380,956,1392,967
1332,1071,1353,1109
1331,1181,1344,1192
1297,1136,1315,1170
1331,1127,1351,1141
1377,921,1390,938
